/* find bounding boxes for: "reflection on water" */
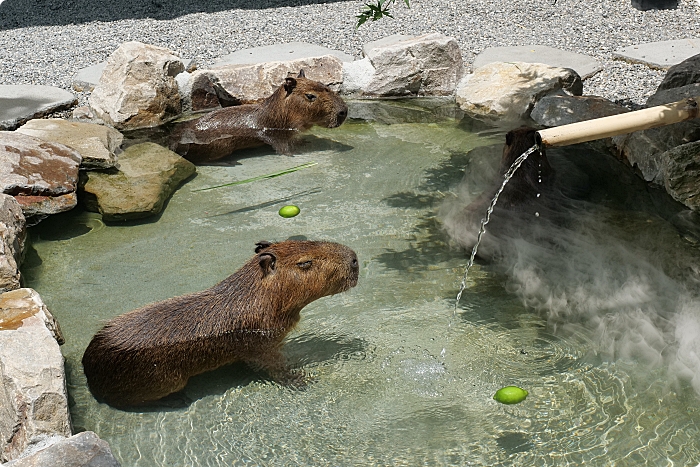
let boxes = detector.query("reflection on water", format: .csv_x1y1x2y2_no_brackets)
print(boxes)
23,101,700,466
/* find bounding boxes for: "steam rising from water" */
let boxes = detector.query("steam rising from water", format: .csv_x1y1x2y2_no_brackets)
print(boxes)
440,143,700,395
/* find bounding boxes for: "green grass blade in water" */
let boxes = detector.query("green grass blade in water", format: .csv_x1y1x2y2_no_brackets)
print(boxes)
193,162,318,192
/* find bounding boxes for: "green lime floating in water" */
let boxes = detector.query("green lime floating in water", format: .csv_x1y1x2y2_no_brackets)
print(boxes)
493,386,529,404
278,205,301,218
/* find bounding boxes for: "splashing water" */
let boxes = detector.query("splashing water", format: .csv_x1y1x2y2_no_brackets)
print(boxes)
454,143,541,312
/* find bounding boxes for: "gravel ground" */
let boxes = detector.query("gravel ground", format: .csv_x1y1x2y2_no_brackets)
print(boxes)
0,0,698,108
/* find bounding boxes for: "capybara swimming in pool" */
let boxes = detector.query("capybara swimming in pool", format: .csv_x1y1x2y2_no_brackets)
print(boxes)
170,70,348,163
82,240,359,408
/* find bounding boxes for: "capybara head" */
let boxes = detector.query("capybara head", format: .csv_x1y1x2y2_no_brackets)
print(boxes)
249,239,359,312
499,126,555,208
276,70,348,130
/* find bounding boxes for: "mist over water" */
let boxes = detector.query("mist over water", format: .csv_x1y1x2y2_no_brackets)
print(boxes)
441,141,700,396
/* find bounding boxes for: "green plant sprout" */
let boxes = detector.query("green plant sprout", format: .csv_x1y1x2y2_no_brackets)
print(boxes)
356,0,410,28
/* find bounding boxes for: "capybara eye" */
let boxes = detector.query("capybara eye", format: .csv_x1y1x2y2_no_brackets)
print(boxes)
305,93,317,102
297,260,312,269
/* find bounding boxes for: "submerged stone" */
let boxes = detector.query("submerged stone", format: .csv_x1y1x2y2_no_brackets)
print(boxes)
80,142,195,221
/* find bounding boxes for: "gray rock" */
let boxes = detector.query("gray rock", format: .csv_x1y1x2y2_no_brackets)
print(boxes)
662,140,700,211
214,42,354,66
647,82,700,107
0,288,70,463
613,39,700,70
531,95,629,127
89,41,184,130
656,53,700,91
16,119,122,170
340,58,375,96
614,81,700,183
80,142,196,221
0,131,81,218
359,33,464,97
631,0,678,10
473,45,603,79
0,194,26,293
455,62,582,121
4,431,121,467
188,55,344,111
0,85,77,131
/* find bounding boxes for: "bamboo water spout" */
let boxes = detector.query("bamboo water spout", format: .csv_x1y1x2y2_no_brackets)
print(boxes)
535,96,699,148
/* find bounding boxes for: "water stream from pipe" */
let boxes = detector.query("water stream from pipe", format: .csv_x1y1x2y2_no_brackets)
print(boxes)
454,144,540,312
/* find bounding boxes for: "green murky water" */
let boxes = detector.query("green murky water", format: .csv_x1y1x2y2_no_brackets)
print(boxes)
23,100,700,466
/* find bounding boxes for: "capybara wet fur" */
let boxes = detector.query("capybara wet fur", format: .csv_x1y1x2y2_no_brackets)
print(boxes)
170,70,348,162
82,240,359,408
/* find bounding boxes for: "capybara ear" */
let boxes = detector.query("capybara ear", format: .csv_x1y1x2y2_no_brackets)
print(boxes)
259,252,277,276
284,77,297,95
505,130,514,146
255,241,273,253
297,69,305,78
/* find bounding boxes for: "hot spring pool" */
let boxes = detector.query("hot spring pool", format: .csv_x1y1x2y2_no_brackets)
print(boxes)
23,100,700,466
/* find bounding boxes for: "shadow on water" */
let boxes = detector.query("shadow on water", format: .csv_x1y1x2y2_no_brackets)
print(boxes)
0,0,356,29
374,145,501,274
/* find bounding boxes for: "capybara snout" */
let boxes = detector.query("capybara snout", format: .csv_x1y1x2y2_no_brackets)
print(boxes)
82,239,359,408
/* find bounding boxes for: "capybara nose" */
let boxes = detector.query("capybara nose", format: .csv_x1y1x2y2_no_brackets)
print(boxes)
337,108,348,124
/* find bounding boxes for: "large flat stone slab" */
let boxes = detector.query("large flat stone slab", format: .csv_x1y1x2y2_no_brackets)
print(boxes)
0,86,77,131
614,39,700,70
214,42,354,66
472,45,602,79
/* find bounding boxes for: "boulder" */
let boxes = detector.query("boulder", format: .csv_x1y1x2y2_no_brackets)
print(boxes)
0,131,81,218
0,288,70,463
657,53,700,91
89,41,184,130
16,119,122,170
3,431,121,467
662,141,700,211
531,95,629,127
188,55,344,111
343,33,463,97
455,62,582,121
0,194,26,292
80,142,196,221
614,53,700,184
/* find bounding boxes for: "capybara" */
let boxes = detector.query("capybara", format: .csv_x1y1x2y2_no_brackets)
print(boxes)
170,70,348,162
82,240,359,408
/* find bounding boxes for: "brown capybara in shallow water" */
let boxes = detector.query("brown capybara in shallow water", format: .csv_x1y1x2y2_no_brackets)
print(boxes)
170,70,348,163
82,240,359,408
